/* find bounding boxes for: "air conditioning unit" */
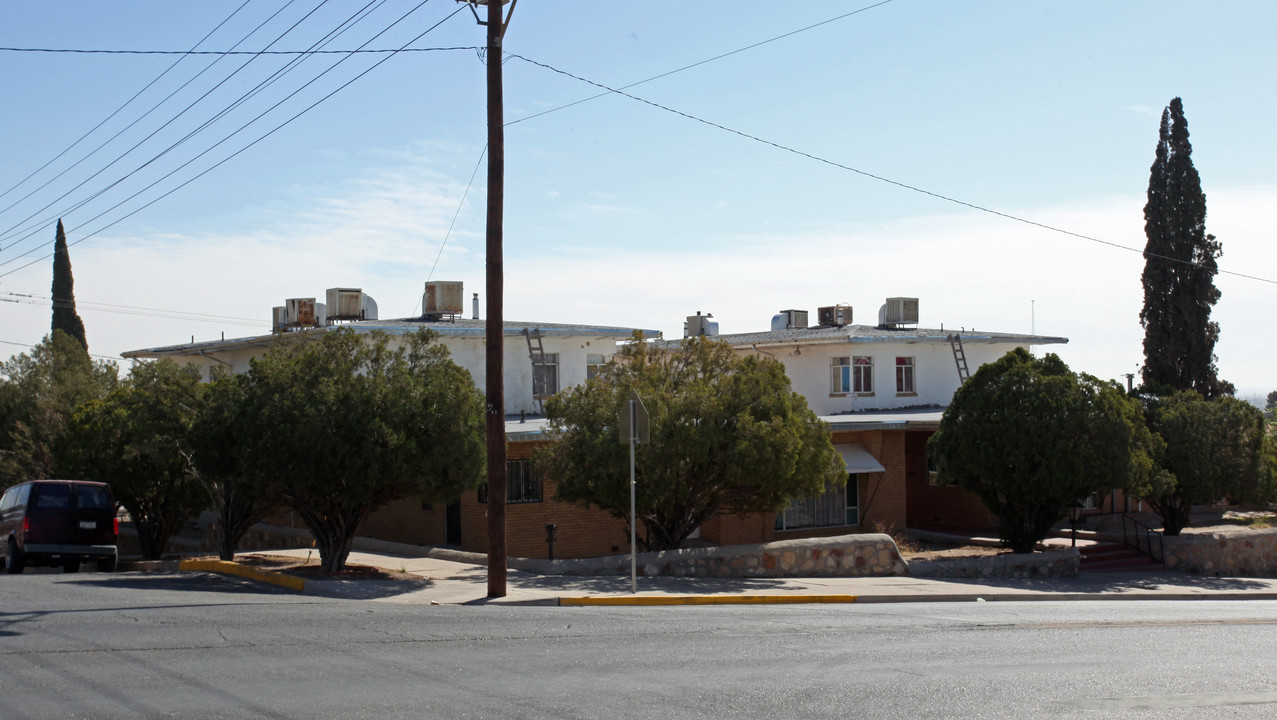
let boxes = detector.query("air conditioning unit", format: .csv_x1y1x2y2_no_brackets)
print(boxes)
817,305,852,327
423,281,464,316
684,313,719,338
271,306,287,332
771,309,808,331
285,298,316,327
883,297,919,326
326,288,364,321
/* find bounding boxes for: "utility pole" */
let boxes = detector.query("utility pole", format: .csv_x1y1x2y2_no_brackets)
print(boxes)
467,0,516,599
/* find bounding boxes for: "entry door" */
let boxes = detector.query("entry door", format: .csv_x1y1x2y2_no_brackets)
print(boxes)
445,501,462,546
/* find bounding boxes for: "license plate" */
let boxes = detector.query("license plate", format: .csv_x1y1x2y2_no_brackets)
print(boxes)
79,521,96,530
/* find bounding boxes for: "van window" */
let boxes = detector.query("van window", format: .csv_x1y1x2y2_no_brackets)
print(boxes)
35,484,72,509
76,486,113,510
0,487,15,512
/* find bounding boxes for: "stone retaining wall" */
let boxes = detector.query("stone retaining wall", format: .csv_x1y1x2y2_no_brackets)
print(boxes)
907,549,1079,579
1162,529,1277,576
511,534,908,578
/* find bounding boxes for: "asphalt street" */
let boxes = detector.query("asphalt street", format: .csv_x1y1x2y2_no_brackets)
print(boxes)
3,572,1277,719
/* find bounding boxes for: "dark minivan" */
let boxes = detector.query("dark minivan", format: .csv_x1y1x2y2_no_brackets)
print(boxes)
1,480,118,573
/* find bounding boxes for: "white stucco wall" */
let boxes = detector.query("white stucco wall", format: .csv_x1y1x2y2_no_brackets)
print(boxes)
737,341,1032,415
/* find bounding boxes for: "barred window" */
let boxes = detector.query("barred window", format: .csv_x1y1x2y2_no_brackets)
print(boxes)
477,459,543,504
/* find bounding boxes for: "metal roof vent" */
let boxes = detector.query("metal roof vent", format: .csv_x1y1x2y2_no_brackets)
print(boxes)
684,312,719,338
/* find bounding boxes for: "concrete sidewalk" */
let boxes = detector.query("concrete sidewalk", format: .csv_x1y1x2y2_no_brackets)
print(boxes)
182,546,1277,606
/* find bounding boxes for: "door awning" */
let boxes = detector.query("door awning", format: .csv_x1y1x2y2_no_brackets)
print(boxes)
834,443,886,474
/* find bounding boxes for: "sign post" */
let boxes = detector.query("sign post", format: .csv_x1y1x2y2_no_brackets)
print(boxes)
619,390,649,594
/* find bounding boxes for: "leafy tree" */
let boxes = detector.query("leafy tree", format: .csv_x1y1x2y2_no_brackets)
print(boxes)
929,348,1156,554
51,219,88,351
240,329,485,573
65,360,206,559
1141,391,1273,535
537,334,845,552
1265,390,1277,418
0,331,117,483
188,370,282,561
1139,97,1231,398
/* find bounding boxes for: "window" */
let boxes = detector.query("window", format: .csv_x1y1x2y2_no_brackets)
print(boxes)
852,356,873,394
533,353,559,397
895,356,915,394
586,353,607,381
775,474,859,530
477,459,543,504
830,357,850,394
926,457,952,487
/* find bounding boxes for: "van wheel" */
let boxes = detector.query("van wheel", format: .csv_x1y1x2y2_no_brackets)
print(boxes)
5,540,23,574
62,558,80,573
97,555,117,573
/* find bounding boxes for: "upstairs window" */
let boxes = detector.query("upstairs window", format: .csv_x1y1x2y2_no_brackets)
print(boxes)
586,353,607,381
830,357,851,395
533,353,559,397
853,356,873,394
896,356,915,394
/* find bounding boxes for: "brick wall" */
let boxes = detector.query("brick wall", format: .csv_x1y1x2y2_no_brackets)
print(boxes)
903,430,997,531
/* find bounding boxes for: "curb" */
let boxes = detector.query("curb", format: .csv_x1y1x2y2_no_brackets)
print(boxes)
559,594,859,606
178,559,306,592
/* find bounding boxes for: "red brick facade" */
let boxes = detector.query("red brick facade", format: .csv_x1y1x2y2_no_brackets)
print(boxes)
903,430,998,531
358,428,929,559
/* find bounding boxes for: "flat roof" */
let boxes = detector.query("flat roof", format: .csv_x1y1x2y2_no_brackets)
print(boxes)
657,323,1066,350
123,318,661,359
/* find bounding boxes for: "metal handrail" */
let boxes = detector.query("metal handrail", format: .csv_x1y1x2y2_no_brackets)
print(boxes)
1121,513,1165,566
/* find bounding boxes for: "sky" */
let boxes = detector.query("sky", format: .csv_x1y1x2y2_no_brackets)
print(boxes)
1,1,1274,399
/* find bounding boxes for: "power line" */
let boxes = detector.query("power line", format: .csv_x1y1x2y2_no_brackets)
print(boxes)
0,0,444,267
507,0,897,128
1,291,267,326
0,4,467,280
509,53,1277,287
0,0,256,206
0,338,122,362
0,0,344,250
0,45,478,56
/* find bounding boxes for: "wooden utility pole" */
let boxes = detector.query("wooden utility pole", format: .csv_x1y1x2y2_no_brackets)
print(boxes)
484,0,507,598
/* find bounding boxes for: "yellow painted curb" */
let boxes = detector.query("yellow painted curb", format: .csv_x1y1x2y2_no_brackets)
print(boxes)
559,594,858,607
179,559,306,592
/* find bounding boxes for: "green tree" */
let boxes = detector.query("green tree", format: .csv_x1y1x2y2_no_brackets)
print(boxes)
929,349,1156,554
65,360,206,559
51,219,88,351
1142,391,1273,535
240,329,485,573
188,370,282,561
1265,390,1277,418
537,335,845,552
0,331,117,483
1139,97,1231,398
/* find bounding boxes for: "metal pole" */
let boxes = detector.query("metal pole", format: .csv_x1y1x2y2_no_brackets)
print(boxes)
484,0,507,599
629,399,637,594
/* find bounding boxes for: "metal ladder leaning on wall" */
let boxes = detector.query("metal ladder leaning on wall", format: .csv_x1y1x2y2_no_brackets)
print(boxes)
947,333,970,383
524,328,550,414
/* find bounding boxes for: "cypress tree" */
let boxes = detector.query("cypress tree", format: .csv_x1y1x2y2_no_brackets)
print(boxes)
1139,98,1229,398
51,219,88,351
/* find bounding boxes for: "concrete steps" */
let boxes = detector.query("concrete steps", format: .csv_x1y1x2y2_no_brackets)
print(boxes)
1079,542,1164,572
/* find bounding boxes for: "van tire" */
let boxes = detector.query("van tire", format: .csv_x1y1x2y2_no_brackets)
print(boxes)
5,539,23,574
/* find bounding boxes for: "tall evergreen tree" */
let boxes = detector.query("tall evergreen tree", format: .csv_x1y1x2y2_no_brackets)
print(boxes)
51,219,88,351
1139,98,1229,398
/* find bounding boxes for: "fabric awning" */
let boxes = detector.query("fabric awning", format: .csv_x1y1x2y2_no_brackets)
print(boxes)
834,443,885,474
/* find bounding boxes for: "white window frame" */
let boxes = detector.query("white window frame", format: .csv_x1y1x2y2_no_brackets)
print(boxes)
534,353,559,397
775,473,860,531
586,353,607,381
830,357,851,395
852,356,873,395
895,356,915,395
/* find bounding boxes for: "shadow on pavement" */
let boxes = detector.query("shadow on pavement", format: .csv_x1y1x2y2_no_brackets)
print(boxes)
964,571,1273,593
66,572,296,595
302,575,433,600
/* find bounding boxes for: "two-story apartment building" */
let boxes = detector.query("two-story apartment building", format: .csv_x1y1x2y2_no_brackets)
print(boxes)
664,299,1068,538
